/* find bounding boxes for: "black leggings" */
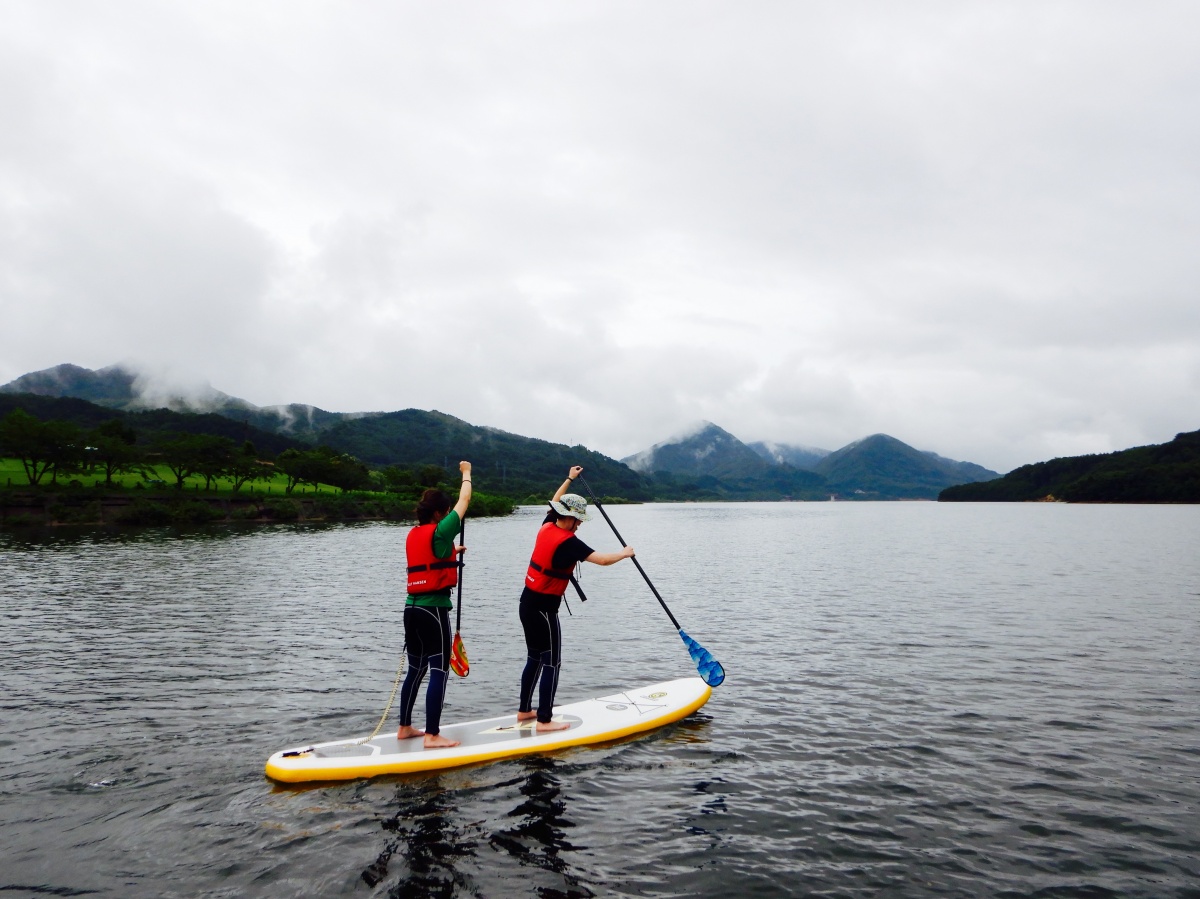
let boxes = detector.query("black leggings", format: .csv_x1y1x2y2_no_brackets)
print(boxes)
519,600,562,724
398,605,452,735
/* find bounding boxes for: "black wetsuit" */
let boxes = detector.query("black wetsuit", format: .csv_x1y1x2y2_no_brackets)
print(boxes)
398,605,452,735
519,512,594,723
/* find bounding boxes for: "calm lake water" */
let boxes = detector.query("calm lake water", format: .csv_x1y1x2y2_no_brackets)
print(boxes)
1,502,1198,898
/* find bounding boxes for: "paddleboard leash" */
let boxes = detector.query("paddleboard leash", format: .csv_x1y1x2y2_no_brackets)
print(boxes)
355,650,407,745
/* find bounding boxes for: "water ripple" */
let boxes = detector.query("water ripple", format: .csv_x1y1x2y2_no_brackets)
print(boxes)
2,505,1199,896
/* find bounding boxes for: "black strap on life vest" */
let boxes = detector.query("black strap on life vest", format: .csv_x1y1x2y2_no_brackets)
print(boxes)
407,560,461,573
528,560,572,581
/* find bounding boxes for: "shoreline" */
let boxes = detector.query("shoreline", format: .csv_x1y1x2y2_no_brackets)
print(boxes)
0,487,515,529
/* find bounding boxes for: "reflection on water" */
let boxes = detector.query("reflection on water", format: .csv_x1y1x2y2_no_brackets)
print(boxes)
490,760,593,899
360,760,592,899
366,782,478,898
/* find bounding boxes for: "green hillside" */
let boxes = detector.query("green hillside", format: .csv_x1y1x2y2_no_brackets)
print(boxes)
939,429,1200,502
4,364,1006,503
0,393,653,502
0,393,307,456
0,363,141,406
0,363,345,439
813,434,999,499
622,422,829,499
623,423,994,500
318,409,653,501
645,467,828,501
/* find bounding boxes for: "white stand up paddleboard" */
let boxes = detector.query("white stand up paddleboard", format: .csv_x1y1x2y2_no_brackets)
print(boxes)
265,676,712,783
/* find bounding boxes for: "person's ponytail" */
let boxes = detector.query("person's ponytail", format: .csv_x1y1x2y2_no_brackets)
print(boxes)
415,488,451,524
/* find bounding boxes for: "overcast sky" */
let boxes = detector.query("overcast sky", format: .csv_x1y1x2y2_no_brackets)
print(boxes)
3,2,1198,472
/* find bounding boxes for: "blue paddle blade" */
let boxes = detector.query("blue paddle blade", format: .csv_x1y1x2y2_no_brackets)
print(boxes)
679,629,725,687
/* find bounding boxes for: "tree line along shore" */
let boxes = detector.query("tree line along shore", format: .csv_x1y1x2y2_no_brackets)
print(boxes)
0,408,516,528
937,428,1200,503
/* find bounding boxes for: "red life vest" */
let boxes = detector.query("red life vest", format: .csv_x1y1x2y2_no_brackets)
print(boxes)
406,523,459,594
525,521,577,596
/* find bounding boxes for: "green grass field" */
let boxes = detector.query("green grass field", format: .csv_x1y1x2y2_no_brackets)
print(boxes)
0,457,340,496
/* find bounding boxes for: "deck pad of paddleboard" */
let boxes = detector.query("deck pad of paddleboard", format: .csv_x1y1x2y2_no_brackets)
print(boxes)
265,676,711,782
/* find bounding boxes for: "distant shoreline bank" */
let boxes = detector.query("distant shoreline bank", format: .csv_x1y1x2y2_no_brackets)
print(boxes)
0,487,516,529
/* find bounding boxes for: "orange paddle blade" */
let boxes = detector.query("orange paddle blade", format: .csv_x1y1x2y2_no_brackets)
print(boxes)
450,631,469,677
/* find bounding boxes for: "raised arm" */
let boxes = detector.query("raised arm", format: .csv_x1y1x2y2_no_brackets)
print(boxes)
551,465,584,503
453,461,472,519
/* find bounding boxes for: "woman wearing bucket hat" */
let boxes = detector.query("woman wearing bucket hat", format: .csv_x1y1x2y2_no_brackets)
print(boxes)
517,465,636,732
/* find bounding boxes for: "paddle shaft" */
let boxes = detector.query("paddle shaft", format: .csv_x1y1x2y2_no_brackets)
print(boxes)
455,518,464,632
577,477,682,631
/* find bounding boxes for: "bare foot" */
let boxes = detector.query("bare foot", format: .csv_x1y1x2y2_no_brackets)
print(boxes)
424,733,461,749
516,711,537,722
536,720,570,733
396,725,425,740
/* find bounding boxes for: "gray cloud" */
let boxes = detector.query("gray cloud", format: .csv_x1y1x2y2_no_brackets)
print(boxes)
2,1,1198,473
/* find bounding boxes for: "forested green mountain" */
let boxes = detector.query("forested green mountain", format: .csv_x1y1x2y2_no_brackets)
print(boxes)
625,424,997,500
814,434,1000,499
316,409,653,500
2,363,144,407
5,363,999,501
1,363,345,438
0,391,652,501
939,429,1200,502
0,393,308,456
622,422,828,499
624,422,777,480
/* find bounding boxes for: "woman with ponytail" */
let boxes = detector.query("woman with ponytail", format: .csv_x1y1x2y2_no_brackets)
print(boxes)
397,461,472,748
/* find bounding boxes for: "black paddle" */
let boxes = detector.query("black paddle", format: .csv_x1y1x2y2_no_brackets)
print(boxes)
576,476,725,687
450,518,469,676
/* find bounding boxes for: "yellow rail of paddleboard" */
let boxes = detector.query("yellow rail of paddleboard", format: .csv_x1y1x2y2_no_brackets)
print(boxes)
266,682,711,783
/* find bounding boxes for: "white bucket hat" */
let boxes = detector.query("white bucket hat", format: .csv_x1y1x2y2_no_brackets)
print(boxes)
550,493,590,521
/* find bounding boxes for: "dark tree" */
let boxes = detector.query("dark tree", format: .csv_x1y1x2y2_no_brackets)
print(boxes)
380,465,417,492
154,433,231,490
87,419,142,486
275,446,371,493
193,435,237,490
43,421,86,484
227,441,268,493
0,409,84,485
323,451,372,493
275,448,315,493
418,464,446,488
0,409,57,485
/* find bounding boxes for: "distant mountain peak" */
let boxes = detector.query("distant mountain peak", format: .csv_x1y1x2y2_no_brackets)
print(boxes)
622,421,753,475
814,433,998,497
747,439,831,470
2,362,140,407
1,362,343,438
1,361,237,412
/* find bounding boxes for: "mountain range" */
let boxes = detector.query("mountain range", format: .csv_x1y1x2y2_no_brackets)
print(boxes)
0,364,651,501
1,363,346,437
622,421,999,500
4,363,998,500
